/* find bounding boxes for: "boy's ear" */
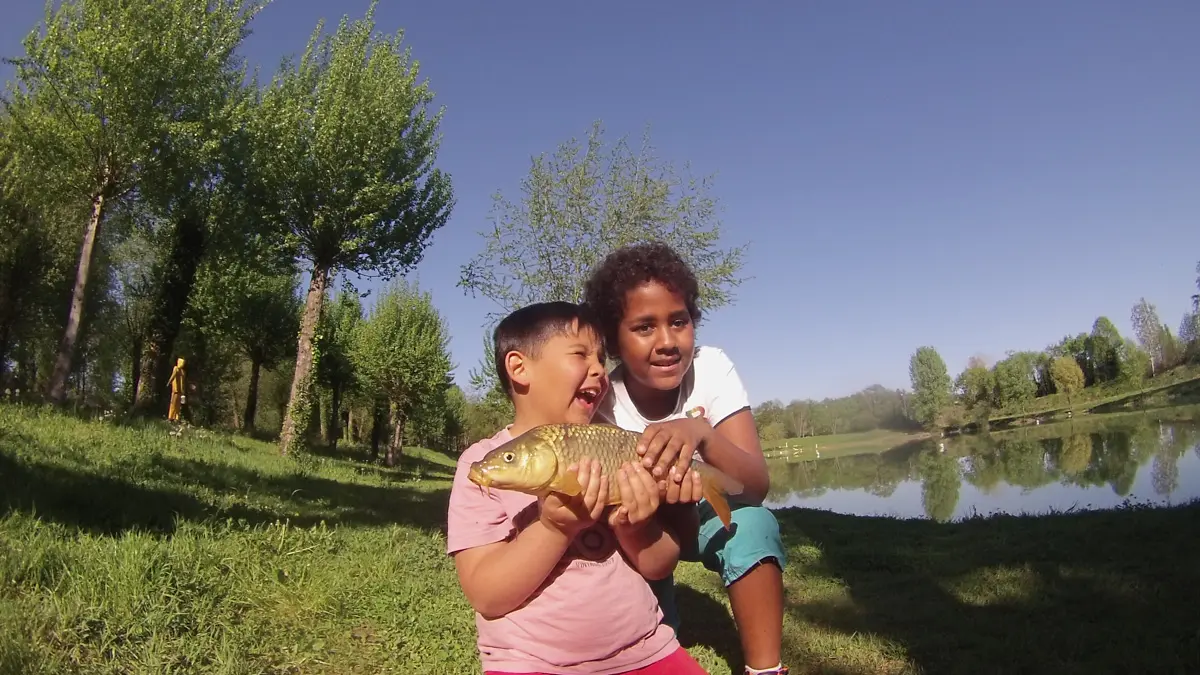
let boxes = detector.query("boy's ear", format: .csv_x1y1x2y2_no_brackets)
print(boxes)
504,350,531,389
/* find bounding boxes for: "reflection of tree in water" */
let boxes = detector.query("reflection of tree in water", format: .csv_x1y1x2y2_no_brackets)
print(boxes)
1057,434,1092,475
1149,421,1197,497
918,450,961,522
765,443,924,502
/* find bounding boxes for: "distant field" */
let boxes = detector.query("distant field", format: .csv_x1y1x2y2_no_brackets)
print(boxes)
763,429,929,461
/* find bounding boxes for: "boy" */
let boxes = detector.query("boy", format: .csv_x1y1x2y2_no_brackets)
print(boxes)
446,301,709,675
583,242,790,675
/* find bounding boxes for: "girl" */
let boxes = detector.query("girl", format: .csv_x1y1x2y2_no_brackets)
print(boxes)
584,242,789,675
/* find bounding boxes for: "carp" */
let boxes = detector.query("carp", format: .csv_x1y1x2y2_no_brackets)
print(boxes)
467,423,744,530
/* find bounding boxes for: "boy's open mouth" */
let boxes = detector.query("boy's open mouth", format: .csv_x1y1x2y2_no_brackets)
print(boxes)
574,387,601,408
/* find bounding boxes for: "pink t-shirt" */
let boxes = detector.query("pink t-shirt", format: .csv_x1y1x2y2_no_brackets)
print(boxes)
446,427,678,675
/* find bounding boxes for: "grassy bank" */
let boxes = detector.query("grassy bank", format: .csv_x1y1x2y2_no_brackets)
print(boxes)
2,404,1198,674
988,364,1200,427
763,429,928,461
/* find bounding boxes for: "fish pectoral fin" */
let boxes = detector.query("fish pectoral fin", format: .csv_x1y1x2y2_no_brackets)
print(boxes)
550,471,583,497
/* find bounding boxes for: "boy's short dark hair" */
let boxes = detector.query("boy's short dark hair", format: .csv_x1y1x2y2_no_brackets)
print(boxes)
492,301,605,395
582,241,703,349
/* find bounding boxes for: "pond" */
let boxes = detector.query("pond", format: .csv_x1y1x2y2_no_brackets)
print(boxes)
763,409,1200,521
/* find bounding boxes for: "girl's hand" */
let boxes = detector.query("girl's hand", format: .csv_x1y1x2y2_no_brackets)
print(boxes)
636,417,713,484
608,462,660,531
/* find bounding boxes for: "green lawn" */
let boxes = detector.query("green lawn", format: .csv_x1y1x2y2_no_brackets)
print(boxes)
2,404,1198,674
763,429,928,461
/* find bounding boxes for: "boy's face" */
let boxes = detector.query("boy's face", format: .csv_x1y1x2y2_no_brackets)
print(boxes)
616,280,695,392
508,321,609,425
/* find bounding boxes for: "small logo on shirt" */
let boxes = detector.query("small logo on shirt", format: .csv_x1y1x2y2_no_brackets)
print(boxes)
685,406,706,419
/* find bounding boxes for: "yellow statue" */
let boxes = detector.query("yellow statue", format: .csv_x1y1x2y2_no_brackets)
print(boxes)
167,357,187,422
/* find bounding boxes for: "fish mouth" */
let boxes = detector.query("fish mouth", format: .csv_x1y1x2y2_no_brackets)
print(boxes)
467,463,492,497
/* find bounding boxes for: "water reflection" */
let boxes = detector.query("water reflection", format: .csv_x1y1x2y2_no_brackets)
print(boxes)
763,411,1200,521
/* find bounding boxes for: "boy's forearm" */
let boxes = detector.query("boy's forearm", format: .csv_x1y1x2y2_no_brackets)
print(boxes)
456,520,572,618
616,520,680,581
699,432,770,503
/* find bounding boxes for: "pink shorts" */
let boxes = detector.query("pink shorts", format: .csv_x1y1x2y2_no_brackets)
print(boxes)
486,647,709,675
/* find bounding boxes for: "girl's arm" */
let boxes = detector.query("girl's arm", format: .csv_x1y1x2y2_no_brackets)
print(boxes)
700,408,771,504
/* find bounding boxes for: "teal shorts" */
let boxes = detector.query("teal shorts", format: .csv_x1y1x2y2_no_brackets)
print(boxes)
650,499,787,633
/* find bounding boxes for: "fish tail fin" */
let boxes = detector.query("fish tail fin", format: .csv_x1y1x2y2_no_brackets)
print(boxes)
690,461,743,531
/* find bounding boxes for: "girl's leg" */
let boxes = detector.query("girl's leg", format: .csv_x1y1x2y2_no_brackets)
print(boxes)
697,501,788,674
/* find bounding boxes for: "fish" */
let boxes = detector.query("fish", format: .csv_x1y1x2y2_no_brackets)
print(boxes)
466,423,744,530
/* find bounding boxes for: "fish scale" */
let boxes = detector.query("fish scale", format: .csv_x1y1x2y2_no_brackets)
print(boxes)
467,422,744,530
545,423,644,479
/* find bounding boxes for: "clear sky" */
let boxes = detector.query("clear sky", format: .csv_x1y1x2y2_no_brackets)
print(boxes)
3,1,1199,406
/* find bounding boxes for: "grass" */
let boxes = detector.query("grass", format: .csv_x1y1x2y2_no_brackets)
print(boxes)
3,403,1199,674
763,429,928,461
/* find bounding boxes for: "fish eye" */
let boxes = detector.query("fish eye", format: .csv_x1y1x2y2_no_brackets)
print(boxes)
502,452,515,463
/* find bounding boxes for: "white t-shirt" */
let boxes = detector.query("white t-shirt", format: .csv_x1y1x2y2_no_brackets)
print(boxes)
596,345,752,449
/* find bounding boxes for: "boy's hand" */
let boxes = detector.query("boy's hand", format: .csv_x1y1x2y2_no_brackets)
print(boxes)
539,457,608,538
637,417,713,484
608,462,660,531
660,464,704,505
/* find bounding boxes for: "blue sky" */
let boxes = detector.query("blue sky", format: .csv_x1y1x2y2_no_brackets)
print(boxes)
3,1,1199,405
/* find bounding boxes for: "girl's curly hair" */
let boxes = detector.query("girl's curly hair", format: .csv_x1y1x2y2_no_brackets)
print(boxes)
582,241,702,349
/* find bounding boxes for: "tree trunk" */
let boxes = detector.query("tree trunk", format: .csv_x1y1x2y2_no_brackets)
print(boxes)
48,189,107,403
279,266,329,454
370,397,386,461
243,358,261,433
133,208,206,415
386,403,404,467
327,384,343,450
128,339,143,406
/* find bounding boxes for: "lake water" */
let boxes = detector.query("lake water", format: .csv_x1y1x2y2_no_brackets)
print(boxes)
763,410,1200,521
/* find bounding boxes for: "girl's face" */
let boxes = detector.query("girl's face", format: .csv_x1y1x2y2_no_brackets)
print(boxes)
616,280,696,393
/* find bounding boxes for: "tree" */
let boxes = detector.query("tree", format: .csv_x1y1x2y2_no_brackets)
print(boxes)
2,0,264,403
1049,356,1085,402
190,257,301,433
1088,317,1123,384
255,2,454,454
352,280,452,466
1130,298,1163,373
991,351,1039,408
1119,338,1151,384
458,120,747,397
908,346,951,430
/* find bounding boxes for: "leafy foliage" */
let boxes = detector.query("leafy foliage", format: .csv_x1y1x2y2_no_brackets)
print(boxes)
458,120,746,398
909,346,951,429
1050,356,1085,400
253,1,454,454
352,280,452,465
